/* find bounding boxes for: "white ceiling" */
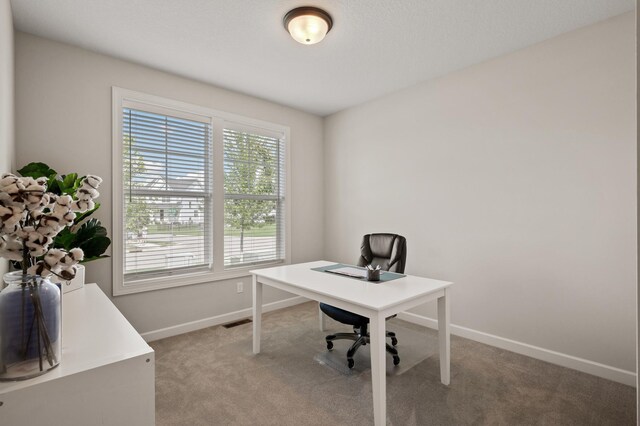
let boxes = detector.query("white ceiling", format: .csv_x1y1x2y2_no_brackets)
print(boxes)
10,0,635,116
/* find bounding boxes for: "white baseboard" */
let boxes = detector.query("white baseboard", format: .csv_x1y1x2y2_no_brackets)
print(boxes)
141,298,636,387
141,296,307,342
396,312,636,387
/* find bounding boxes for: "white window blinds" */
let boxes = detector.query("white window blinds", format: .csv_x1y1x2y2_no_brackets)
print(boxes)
122,107,213,280
114,88,289,295
223,127,286,268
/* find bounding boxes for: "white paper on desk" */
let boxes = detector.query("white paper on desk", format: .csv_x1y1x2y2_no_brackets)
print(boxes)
329,266,368,279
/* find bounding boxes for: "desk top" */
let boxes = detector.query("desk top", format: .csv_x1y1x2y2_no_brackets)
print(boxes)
251,260,452,312
0,284,153,394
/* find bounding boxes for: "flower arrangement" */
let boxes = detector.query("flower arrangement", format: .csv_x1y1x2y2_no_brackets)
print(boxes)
0,171,103,278
0,164,106,380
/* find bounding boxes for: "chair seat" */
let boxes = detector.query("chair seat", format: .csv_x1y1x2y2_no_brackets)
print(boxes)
319,303,368,327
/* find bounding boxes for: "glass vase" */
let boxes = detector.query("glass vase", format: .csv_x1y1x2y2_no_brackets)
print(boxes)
0,271,61,381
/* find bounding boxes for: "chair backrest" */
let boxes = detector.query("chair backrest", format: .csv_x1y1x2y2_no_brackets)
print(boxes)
356,233,407,273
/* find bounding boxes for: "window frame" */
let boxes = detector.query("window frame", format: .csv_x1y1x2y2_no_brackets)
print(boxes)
112,87,291,296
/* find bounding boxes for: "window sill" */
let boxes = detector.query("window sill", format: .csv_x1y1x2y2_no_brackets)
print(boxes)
113,260,288,296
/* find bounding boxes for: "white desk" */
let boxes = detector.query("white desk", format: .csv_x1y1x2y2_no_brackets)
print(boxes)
0,284,155,425
251,261,452,426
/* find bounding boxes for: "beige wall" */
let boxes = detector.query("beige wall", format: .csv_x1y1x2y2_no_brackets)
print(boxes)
324,13,636,372
0,0,14,276
14,32,324,334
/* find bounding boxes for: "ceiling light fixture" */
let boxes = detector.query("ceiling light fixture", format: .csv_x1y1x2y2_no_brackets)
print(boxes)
283,6,333,45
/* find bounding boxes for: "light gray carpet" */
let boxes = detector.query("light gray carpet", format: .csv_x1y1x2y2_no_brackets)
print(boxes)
150,302,636,425
313,320,438,376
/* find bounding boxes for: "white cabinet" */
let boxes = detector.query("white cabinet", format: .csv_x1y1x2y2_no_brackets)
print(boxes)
0,284,155,425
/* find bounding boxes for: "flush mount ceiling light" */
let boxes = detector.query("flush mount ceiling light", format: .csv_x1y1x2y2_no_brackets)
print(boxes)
283,6,333,45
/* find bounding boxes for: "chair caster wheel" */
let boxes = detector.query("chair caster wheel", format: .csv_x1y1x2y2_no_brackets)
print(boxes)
391,337,398,346
347,358,355,369
326,341,333,350
393,355,400,366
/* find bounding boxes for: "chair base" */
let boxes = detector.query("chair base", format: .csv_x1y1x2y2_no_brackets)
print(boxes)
326,327,400,369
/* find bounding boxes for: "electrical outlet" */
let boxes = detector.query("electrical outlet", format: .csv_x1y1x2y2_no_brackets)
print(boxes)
236,282,243,293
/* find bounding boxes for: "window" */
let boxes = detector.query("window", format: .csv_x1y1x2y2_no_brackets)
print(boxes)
122,107,212,280
112,88,289,295
223,127,285,268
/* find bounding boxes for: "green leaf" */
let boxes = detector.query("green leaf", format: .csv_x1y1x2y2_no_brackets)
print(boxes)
47,178,62,195
75,218,107,242
18,162,57,179
78,236,111,259
52,227,77,251
80,254,110,264
53,211,111,261
62,173,77,189
72,203,100,225
57,173,78,195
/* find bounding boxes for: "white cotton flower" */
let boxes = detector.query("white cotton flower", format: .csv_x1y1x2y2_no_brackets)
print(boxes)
37,225,61,237
68,248,84,262
28,246,47,257
58,265,77,280
14,178,26,192
23,181,47,208
0,237,23,261
25,230,46,244
0,209,23,235
83,175,102,189
20,177,35,186
14,226,33,240
0,205,24,228
30,209,45,220
61,210,76,225
60,249,83,268
25,231,52,257
53,203,71,216
55,194,73,207
71,199,94,212
0,248,22,261
0,205,11,218
13,229,28,239
1,237,22,250
75,186,100,201
0,191,12,206
28,261,53,277
40,215,61,229
44,248,66,268
49,210,74,227
39,193,50,206
50,207,74,226
52,211,71,226
1,222,20,236
2,182,21,203
0,173,19,190
0,172,17,181
27,261,47,276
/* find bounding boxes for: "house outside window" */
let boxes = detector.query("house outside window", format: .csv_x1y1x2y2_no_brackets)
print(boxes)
112,88,290,295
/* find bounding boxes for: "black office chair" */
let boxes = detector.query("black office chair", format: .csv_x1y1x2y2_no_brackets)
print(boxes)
320,233,407,369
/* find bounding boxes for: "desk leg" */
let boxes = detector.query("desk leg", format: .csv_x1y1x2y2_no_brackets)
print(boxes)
437,287,450,385
252,275,262,354
370,314,386,426
319,304,327,331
